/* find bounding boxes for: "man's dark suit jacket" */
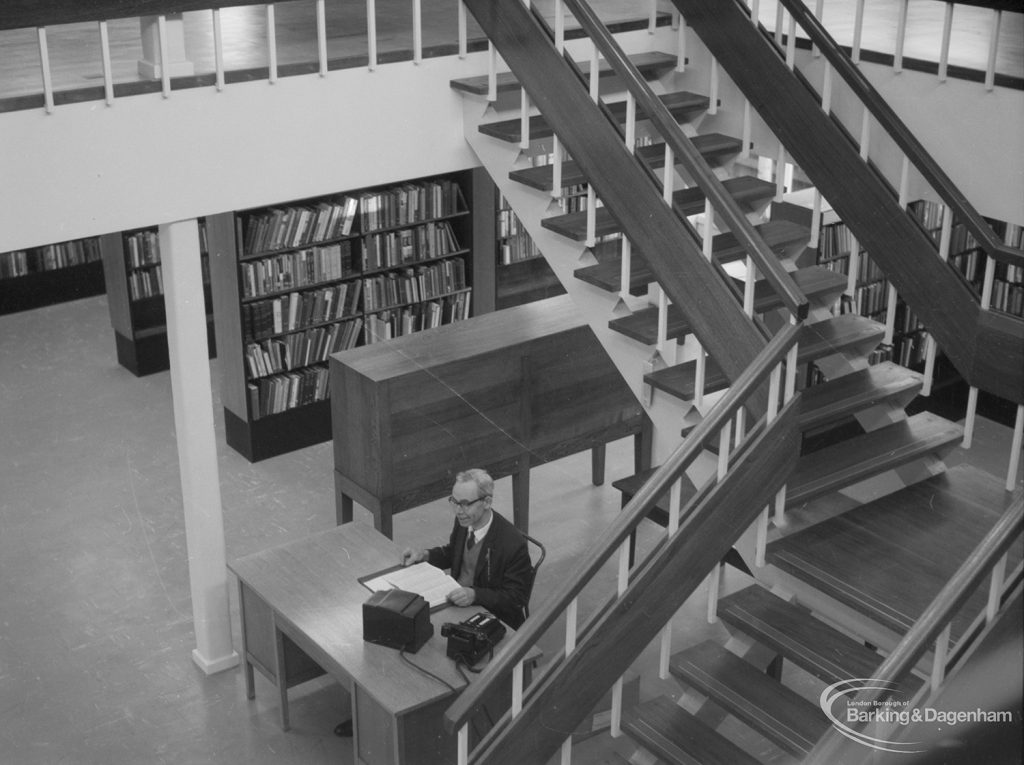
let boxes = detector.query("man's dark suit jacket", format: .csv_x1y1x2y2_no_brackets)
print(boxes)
426,510,532,629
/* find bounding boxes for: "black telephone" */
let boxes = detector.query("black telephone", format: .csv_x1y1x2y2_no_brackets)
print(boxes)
440,612,506,665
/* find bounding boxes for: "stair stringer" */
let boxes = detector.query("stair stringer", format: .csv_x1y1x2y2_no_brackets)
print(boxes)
462,95,711,465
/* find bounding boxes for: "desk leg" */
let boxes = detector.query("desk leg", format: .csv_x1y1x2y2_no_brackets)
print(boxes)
337,492,354,526
634,418,653,474
591,444,606,486
237,581,255,700
372,500,395,540
512,467,530,535
273,618,290,732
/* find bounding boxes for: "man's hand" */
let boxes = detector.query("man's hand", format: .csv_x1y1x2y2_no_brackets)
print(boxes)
401,548,425,566
446,587,476,607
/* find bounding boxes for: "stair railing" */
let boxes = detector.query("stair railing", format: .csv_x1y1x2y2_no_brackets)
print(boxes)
552,0,810,324
806,493,1023,764
745,0,1024,487
444,322,803,765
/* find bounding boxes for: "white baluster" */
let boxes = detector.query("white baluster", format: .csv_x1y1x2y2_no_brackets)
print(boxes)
212,9,225,91
963,386,979,449
741,99,752,158
938,3,954,81
718,421,731,481
821,62,833,113
785,15,796,69
36,28,54,113
565,597,578,653
512,659,524,715
585,186,597,248
589,45,600,101
458,724,469,765
859,109,871,161
1007,405,1023,491
755,508,770,567
316,0,328,77
554,0,565,52
774,3,784,45
611,675,624,736
847,234,860,300
812,0,824,57
986,554,1007,623
931,623,951,690
894,0,909,73
551,137,563,200
707,562,722,623
158,14,172,96
266,6,277,84
625,93,636,153
985,10,1001,91
883,283,898,346
751,0,760,25
775,145,786,201
620,238,632,303
807,190,822,249
560,738,572,765
367,0,378,71
677,15,686,72
852,0,865,64
743,257,756,316
648,0,657,34
412,0,422,64
659,478,683,678
98,21,114,105
487,43,496,100
520,91,530,152
458,1,467,58
708,59,719,115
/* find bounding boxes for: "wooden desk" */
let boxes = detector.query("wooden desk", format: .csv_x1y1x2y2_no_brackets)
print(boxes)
330,295,651,537
229,523,532,765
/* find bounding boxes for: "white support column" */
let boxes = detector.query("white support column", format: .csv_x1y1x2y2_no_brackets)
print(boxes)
266,5,278,84
368,0,378,71
98,21,114,105
894,0,909,73
852,0,865,63
458,1,467,58
212,10,225,91
160,220,239,676
985,10,1001,91
1007,405,1023,491
316,0,328,77
412,0,423,64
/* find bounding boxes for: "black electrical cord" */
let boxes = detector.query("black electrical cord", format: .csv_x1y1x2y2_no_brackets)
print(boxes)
399,647,458,693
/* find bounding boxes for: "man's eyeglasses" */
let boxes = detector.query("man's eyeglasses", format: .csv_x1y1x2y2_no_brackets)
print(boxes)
448,495,490,509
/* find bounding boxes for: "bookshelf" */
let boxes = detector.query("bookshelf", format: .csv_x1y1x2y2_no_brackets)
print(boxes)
207,171,476,462
495,190,564,309
0,237,105,316
99,223,216,377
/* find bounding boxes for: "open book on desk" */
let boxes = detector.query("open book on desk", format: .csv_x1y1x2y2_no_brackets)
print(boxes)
360,562,460,610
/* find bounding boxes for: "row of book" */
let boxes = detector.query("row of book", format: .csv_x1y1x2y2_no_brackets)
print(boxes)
360,180,463,232
893,331,930,368
362,259,467,313
991,279,1024,316
362,221,461,272
247,365,331,420
818,250,885,285
852,280,890,316
241,241,356,299
817,223,858,261
128,266,164,300
242,281,363,342
499,200,541,265
0,238,101,278
363,293,472,344
242,196,359,256
244,318,363,379
125,230,160,269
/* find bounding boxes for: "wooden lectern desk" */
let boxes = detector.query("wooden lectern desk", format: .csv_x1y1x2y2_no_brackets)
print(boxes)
330,295,651,537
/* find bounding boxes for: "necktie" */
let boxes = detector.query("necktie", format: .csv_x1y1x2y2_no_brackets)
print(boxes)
466,532,476,550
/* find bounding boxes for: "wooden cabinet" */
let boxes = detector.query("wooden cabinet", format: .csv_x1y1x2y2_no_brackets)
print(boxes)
330,294,650,538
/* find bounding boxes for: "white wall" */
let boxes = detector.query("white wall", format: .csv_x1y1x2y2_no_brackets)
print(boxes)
1,25,1021,253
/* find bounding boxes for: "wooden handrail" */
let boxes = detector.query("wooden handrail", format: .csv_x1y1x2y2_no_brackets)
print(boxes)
443,321,801,733
1,1,261,31
775,0,1023,269
559,0,809,320
807,495,1024,763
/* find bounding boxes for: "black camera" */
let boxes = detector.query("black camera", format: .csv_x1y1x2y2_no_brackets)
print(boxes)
440,613,506,665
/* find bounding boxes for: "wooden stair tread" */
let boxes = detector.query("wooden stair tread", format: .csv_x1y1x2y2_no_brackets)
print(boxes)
644,314,885,401
450,51,677,96
718,585,922,694
768,464,1019,639
786,411,963,508
798,362,923,431
609,266,846,345
622,695,761,765
669,640,829,757
574,219,808,295
479,89,709,143
542,176,776,241
511,133,742,192
611,467,699,526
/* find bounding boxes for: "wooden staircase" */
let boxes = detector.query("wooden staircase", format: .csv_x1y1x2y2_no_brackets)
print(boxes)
621,464,1018,765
